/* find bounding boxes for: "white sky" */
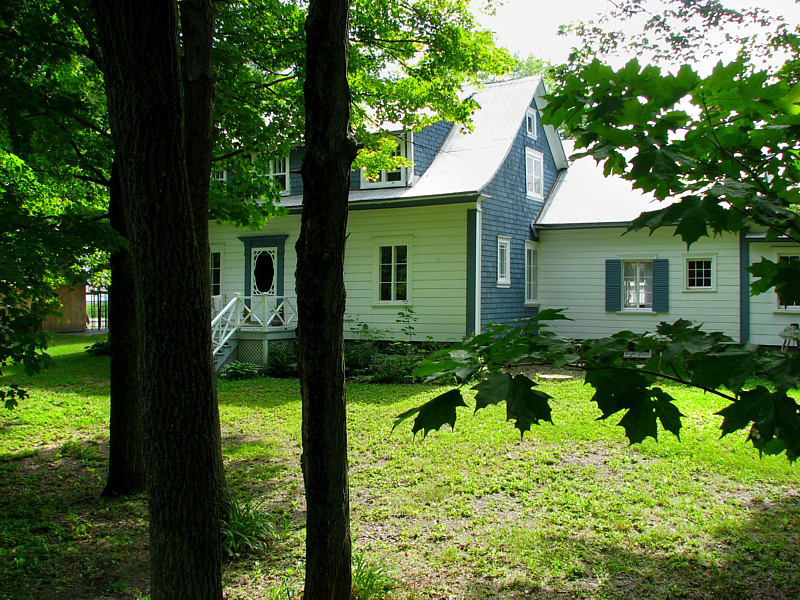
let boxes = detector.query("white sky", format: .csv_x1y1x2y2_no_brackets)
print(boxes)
472,0,800,69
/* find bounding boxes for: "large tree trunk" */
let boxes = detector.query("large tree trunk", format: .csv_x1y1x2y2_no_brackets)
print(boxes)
179,0,227,514
90,1,223,598
296,0,357,597
103,159,146,497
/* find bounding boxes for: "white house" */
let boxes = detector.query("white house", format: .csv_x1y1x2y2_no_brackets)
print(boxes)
208,77,799,369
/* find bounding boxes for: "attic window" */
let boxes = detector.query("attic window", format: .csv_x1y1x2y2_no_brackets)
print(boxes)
360,135,411,189
525,148,544,199
525,107,538,139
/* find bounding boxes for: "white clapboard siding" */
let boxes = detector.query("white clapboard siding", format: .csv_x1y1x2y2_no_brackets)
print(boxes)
208,202,470,341
748,240,800,346
537,227,741,340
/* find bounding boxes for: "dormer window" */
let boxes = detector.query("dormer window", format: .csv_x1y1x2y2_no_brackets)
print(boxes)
360,135,411,189
525,107,538,139
253,155,291,195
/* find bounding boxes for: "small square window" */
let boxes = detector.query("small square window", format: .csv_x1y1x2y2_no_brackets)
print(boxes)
497,236,511,287
525,107,538,139
686,258,713,290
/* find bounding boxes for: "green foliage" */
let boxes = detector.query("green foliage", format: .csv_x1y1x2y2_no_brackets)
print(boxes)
1,383,29,410
398,314,800,461
351,548,397,600
265,342,299,379
220,495,285,559
220,361,266,381
357,352,422,384
84,340,111,356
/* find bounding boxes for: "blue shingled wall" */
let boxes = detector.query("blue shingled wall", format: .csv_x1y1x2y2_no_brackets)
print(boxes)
413,120,452,177
480,100,559,329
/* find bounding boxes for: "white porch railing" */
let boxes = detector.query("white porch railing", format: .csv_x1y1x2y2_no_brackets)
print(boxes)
211,295,259,357
211,293,297,338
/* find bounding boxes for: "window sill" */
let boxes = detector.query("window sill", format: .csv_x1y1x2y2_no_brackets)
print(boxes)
684,288,716,293
524,301,539,308
496,282,511,288
617,308,655,314
373,301,412,308
526,193,544,201
774,308,800,315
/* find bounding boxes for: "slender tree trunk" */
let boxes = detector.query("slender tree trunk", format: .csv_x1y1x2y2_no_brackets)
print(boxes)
90,2,222,597
296,0,357,597
103,158,146,497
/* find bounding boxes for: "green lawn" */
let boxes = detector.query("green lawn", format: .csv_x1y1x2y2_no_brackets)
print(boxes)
1,334,798,599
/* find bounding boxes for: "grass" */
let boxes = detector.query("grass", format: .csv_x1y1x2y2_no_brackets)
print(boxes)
1,334,799,598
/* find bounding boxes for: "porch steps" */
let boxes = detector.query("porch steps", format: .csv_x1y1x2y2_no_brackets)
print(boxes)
214,340,238,373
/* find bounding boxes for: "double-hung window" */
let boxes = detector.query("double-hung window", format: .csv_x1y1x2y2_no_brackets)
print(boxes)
378,244,408,302
497,236,511,287
525,148,544,199
777,255,800,310
525,241,537,304
525,107,538,139
623,260,653,309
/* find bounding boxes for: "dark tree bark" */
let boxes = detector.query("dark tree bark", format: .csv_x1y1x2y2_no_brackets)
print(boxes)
296,0,357,597
179,0,228,514
90,1,223,597
103,159,146,497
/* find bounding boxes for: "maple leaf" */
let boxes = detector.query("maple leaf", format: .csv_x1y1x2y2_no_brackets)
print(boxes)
392,389,467,437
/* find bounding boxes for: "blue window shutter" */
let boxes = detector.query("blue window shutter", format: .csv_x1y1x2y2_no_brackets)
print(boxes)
605,259,621,312
653,259,669,312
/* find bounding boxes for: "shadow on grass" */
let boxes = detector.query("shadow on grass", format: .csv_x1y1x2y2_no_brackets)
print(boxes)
0,434,304,600
467,493,800,599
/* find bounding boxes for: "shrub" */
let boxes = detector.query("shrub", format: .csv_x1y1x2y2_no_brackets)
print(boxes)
359,352,421,384
265,342,299,378
352,548,398,600
219,361,265,380
220,496,281,558
84,340,111,355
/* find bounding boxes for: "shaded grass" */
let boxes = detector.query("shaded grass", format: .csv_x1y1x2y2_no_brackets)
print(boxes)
1,335,798,599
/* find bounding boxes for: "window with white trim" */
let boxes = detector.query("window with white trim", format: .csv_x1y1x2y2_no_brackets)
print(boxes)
623,260,653,309
497,236,511,287
210,251,222,296
253,155,291,194
777,254,800,309
361,135,411,189
378,244,409,302
525,241,537,304
525,107,538,139
525,148,544,199
685,257,714,290
212,170,227,182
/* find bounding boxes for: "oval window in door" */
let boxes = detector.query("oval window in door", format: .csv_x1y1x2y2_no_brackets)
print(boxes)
253,250,275,295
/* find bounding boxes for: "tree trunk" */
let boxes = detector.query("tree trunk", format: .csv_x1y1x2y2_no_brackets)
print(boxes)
179,0,227,515
90,2,222,598
296,0,357,597
103,158,146,497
